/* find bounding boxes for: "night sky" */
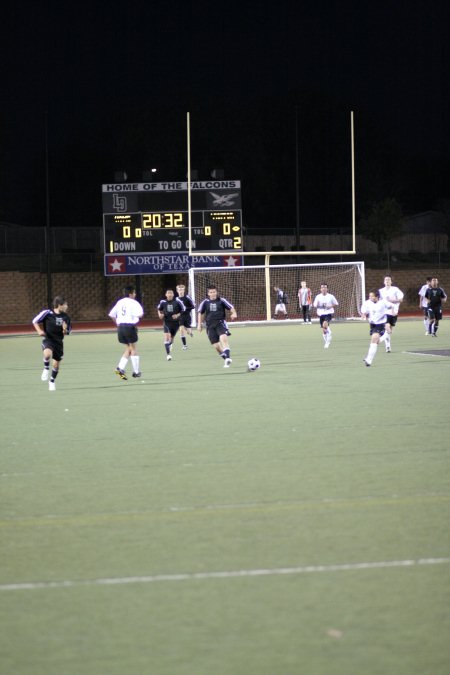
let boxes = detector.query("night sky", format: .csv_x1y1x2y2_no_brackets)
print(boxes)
1,1,449,232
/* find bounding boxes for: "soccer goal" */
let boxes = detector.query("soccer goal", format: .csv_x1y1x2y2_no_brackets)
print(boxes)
189,261,365,324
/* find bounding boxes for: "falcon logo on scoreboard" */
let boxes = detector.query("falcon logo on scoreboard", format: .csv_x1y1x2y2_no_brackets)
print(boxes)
209,192,239,207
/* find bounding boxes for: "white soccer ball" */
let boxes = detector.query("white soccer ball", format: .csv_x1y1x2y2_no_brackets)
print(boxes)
247,357,261,371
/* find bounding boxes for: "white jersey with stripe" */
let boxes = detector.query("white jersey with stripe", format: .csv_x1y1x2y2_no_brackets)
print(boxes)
418,284,430,308
313,293,338,316
108,297,143,325
378,285,404,316
360,299,393,324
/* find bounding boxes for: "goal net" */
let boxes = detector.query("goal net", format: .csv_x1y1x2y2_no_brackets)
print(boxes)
189,261,365,324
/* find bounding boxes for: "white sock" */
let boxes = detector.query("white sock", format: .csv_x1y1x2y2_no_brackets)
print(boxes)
379,332,387,343
131,355,140,373
366,343,378,364
118,357,128,370
384,335,391,350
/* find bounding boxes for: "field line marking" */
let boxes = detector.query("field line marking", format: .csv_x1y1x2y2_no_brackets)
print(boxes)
1,558,450,592
1,493,449,529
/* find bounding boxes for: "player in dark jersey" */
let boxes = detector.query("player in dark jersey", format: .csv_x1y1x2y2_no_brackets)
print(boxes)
157,289,186,360
197,285,237,367
32,296,71,391
176,284,195,349
425,277,447,337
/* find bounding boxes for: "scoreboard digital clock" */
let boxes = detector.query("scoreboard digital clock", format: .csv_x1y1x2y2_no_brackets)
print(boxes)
104,210,242,253
102,180,243,255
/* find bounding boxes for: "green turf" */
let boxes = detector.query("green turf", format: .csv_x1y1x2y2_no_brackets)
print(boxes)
1,320,449,674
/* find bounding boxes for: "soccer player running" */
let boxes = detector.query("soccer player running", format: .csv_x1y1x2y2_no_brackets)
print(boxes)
157,289,186,360
176,284,195,349
313,283,339,348
425,277,447,337
109,285,144,379
360,290,393,367
418,276,432,334
197,285,237,367
32,296,71,391
378,276,404,353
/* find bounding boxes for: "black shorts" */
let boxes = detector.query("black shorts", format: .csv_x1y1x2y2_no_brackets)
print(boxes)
163,320,180,338
118,324,138,345
179,313,192,329
369,323,386,336
319,314,333,327
42,338,64,361
386,315,398,327
427,307,442,321
206,321,227,345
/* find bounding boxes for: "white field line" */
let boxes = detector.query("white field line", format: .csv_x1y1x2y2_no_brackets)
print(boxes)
1,558,449,592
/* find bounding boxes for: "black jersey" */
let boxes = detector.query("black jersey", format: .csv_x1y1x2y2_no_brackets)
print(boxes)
425,287,447,307
198,296,234,326
177,294,195,314
157,298,185,320
32,310,71,342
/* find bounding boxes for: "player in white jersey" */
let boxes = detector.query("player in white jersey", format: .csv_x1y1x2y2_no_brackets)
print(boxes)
312,283,339,348
108,285,144,380
360,291,394,366
378,276,404,353
418,276,432,334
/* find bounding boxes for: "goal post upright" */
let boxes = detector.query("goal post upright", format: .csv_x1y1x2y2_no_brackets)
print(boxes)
264,262,271,321
186,111,193,255
187,111,362,324
188,110,356,260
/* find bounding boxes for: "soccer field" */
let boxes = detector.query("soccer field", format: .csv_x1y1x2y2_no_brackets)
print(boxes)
1,320,449,675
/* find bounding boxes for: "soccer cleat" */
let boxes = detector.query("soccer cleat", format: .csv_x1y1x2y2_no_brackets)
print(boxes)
167,355,172,361
324,342,330,349
41,369,49,381
363,359,371,367
49,381,56,391
385,348,391,353
224,358,232,368
132,372,142,378
115,368,127,380
425,331,430,335
182,345,188,350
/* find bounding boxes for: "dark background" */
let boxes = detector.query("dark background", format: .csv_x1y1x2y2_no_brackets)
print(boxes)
1,1,449,232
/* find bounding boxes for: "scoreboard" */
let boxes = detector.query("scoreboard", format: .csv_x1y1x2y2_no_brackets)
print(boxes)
102,180,243,255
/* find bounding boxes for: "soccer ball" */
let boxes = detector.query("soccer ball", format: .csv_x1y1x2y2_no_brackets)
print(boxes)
247,357,261,371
